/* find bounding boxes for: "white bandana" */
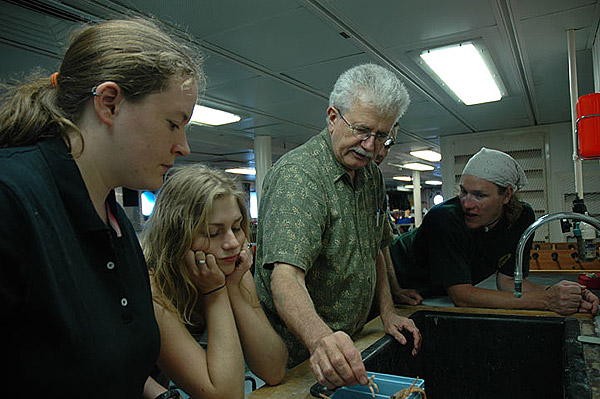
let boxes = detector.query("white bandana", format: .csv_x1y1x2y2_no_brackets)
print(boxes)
462,147,528,191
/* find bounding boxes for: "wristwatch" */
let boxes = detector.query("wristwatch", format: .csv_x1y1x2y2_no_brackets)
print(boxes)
154,390,180,399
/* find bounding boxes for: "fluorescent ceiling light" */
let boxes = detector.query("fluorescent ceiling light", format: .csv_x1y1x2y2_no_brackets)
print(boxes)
190,104,241,126
420,42,502,105
425,180,443,185
405,184,414,189
225,167,256,175
393,176,412,181
410,150,441,162
402,162,434,171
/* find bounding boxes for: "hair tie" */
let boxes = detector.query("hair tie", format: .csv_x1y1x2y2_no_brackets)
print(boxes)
202,283,226,296
50,72,59,88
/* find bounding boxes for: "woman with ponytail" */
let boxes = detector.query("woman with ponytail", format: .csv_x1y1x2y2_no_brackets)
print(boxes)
0,18,203,398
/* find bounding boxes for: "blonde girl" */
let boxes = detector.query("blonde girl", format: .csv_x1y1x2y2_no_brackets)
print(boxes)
142,164,287,398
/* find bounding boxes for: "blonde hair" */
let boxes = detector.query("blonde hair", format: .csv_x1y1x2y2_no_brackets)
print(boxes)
0,18,204,150
142,164,249,326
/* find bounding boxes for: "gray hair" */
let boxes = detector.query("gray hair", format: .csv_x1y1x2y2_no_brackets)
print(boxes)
329,63,410,121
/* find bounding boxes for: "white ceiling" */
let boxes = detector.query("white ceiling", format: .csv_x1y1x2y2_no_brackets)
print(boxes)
1,0,599,187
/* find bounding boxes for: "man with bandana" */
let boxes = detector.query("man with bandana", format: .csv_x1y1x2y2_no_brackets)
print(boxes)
255,64,421,391
390,147,599,315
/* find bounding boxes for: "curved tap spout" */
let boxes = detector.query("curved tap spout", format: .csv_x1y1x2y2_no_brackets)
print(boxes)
514,212,600,297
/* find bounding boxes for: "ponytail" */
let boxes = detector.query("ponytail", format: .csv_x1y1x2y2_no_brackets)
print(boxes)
0,71,78,148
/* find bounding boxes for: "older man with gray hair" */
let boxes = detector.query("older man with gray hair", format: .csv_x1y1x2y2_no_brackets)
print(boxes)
390,147,599,315
255,63,421,390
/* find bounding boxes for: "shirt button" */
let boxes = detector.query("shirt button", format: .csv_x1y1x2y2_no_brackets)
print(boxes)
121,298,128,307
106,261,115,270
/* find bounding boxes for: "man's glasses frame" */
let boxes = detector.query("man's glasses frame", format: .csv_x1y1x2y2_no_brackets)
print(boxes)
335,107,396,147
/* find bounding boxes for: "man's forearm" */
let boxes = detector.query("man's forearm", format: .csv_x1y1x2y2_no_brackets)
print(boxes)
447,283,548,310
271,263,332,353
375,251,396,318
382,247,403,295
496,273,547,293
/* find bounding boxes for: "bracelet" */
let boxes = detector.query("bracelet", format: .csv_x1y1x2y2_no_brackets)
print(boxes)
154,390,180,399
202,283,226,295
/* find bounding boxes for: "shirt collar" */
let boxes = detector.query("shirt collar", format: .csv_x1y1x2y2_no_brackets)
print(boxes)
37,137,113,234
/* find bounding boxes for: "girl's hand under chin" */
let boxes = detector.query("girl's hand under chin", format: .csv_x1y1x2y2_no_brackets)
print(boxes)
185,249,226,294
226,242,253,286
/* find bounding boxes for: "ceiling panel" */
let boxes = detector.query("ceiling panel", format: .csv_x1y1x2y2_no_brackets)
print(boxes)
516,0,598,20
83,0,302,38
323,0,498,49
0,42,58,77
281,52,372,94
519,4,596,61
204,7,365,72
0,0,598,189
201,53,261,90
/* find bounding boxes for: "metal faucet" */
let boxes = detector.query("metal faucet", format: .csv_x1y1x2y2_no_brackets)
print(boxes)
514,212,600,297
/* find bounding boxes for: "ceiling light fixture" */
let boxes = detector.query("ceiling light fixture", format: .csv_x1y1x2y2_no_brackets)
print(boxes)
190,104,241,126
405,184,414,189
410,150,441,162
225,167,256,175
393,176,412,181
402,162,434,171
425,180,443,185
420,42,502,105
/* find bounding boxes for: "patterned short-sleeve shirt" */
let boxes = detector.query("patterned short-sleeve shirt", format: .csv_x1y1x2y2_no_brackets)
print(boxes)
255,129,392,366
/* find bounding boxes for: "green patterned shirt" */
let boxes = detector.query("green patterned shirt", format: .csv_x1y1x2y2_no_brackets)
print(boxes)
255,129,393,367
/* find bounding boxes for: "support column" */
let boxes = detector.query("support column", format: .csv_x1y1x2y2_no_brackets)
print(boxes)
412,170,422,227
254,135,272,210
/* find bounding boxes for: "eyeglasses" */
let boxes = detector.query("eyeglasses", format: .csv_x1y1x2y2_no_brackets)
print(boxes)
383,137,395,149
336,108,396,145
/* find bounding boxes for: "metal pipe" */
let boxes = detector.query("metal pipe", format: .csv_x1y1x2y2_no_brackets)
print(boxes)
514,212,600,297
567,29,584,198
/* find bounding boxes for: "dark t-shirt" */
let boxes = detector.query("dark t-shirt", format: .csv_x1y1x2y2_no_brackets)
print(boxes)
390,196,535,297
0,138,160,397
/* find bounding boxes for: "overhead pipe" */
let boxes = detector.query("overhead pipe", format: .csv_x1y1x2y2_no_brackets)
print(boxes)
496,0,537,124
567,29,584,198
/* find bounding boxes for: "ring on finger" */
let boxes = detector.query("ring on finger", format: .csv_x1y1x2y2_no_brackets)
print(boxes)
196,259,206,265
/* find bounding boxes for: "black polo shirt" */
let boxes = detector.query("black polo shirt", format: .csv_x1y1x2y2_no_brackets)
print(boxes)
390,196,535,297
0,137,160,397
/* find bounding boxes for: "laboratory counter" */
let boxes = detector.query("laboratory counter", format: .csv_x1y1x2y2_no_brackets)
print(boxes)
248,304,600,399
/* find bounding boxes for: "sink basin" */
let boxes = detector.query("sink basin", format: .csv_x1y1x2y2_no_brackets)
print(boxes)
311,310,591,399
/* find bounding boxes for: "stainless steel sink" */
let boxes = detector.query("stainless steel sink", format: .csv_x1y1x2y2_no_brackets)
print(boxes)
311,310,591,399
